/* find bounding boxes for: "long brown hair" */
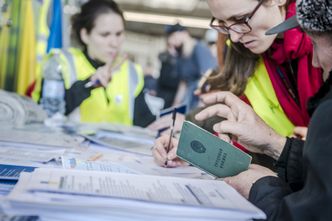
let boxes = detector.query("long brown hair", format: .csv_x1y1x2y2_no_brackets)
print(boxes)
210,0,295,96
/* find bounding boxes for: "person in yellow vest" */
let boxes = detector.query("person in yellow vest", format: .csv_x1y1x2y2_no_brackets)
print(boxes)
32,0,154,127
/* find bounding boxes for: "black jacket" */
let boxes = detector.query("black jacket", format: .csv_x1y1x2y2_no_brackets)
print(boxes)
249,72,332,220
156,52,181,108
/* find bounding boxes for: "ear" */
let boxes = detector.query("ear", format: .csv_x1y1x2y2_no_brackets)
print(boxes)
277,0,287,7
80,28,89,45
275,0,287,7
268,0,287,7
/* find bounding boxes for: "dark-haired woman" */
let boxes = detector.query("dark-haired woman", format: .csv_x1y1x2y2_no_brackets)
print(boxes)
32,0,154,126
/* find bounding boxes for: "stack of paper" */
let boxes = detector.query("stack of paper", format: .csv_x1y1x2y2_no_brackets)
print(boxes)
0,129,82,149
4,168,266,221
61,156,142,174
0,144,66,164
0,128,80,195
83,130,154,156
62,143,209,179
64,122,157,138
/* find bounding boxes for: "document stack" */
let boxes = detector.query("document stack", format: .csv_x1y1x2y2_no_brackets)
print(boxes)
4,168,266,221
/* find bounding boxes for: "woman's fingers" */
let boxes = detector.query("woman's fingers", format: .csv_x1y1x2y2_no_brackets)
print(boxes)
152,136,181,167
152,148,165,166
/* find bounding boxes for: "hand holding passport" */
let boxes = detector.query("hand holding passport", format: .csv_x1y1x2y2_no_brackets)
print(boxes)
176,121,252,178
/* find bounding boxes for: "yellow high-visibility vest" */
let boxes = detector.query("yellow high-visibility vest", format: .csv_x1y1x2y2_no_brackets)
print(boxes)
32,48,144,125
244,59,294,136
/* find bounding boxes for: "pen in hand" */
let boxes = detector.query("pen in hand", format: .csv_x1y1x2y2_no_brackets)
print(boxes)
165,109,177,167
84,79,101,88
84,54,128,88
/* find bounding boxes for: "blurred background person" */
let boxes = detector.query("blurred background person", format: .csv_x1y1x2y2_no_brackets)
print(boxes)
164,23,217,111
204,29,218,58
31,0,155,127
143,60,158,96
156,36,181,109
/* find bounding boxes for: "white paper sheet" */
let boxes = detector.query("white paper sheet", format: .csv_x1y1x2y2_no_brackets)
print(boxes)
0,129,81,149
83,131,154,156
0,144,65,163
61,156,141,174
77,144,207,178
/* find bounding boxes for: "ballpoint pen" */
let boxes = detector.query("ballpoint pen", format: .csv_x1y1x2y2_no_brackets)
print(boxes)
165,108,177,167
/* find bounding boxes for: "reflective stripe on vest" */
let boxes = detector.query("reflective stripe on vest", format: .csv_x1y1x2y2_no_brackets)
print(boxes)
244,59,294,136
32,48,90,101
128,62,139,121
62,49,77,86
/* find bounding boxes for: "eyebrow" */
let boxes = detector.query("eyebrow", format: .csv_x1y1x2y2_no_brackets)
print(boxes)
224,12,251,22
98,29,124,34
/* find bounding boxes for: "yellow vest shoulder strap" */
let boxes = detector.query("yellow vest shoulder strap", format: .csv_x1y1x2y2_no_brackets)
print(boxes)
244,58,294,136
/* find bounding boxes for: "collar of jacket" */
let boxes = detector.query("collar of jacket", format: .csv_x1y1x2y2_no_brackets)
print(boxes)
83,49,105,69
267,2,313,65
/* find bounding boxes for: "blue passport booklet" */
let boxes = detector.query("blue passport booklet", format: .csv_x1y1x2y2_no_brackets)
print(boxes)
177,121,252,178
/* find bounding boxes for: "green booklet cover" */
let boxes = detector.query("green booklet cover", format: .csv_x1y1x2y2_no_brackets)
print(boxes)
177,121,252,178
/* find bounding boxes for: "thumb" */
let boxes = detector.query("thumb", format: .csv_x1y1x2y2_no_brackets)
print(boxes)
167,146,178,160
106,60,114,72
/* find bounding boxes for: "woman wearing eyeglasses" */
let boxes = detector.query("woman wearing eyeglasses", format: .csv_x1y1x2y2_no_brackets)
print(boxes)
152,0,323,168
207,0,322,139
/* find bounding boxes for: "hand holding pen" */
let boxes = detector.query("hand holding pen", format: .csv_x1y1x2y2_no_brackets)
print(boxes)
152,110,188,168
85,54,128,88
152,134,188,168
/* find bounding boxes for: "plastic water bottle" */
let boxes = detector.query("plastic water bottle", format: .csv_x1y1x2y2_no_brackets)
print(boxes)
40,54,66,117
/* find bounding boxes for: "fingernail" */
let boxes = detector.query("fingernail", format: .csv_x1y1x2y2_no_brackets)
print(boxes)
213,124,218,131
224,179,231,184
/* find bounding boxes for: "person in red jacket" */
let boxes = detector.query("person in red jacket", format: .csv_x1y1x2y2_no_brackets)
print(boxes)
194,0,332,219
207,0,322,139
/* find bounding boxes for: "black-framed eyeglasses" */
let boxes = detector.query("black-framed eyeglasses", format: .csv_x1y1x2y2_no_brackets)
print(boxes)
210,0,264,34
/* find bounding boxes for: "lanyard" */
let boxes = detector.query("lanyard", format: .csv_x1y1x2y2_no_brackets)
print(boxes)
276,64,300,105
